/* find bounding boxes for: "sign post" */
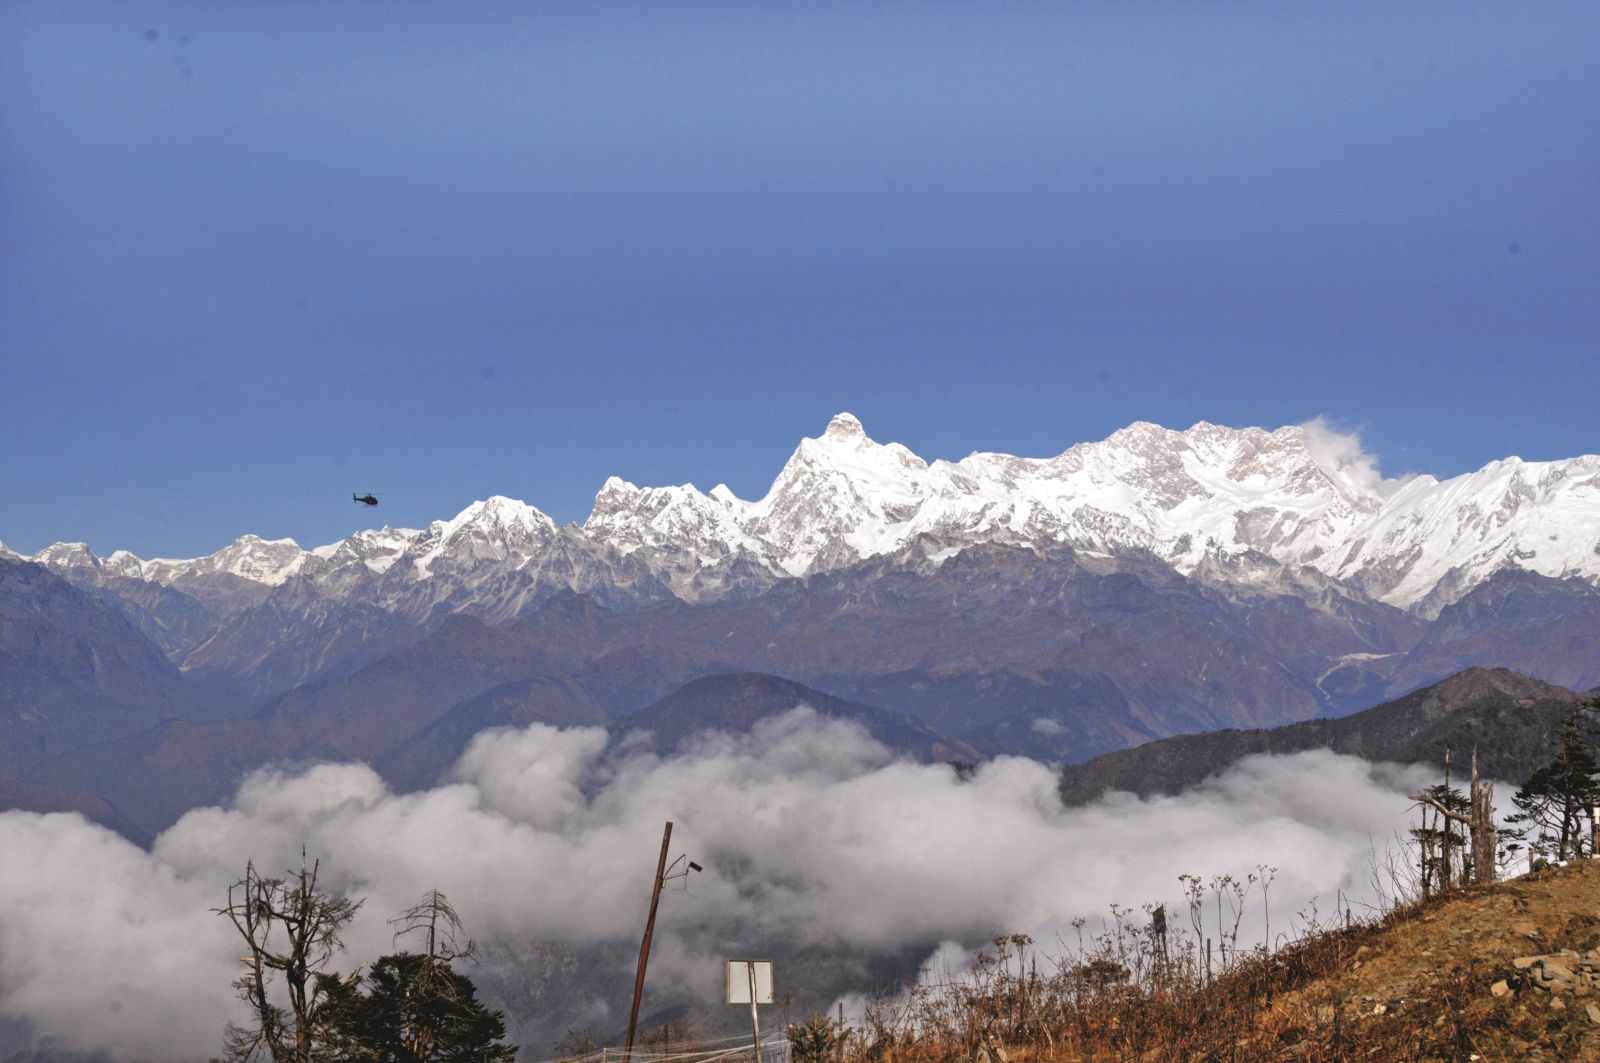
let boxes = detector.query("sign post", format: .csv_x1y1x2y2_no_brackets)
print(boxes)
726,959,773,1061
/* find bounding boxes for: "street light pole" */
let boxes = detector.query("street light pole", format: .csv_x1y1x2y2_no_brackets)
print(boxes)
622,821,673,1063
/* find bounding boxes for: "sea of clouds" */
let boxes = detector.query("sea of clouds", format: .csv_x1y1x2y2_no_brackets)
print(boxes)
0,707,1437,1060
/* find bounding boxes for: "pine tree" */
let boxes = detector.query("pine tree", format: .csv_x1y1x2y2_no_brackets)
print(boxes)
319,891,516,1063
321,954,515,1062
1410,782,1471,893
1504,701,1600,863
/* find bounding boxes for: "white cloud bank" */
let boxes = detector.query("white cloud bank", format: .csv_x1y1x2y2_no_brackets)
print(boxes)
1301,416,1416,501
0,708,1435,1060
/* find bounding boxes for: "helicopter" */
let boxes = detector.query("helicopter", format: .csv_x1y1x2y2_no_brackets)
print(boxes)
352,493,379,507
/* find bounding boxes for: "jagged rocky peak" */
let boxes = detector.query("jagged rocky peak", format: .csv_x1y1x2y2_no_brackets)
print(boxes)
429,497,555,555
1334,451,1600,611
133,533,311,587
308,525,420,575
401,495,559,576
204,534,309,582
812,413,928,457
824,411,865,439
32,541,101,568
101,550,150,579
585,477,749,557
588,477,728,523
533,414,1600,603
743,414,937,573
29,533,314,588
15,417,1600,617
443,494,553,532
1057,420,1361,509
766,413,932,507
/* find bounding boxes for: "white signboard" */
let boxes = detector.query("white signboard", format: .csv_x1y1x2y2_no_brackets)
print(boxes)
726,959,774,1004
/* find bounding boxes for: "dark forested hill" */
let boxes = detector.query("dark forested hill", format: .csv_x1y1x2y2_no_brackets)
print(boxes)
607,672,980,762
1057,667,1589,805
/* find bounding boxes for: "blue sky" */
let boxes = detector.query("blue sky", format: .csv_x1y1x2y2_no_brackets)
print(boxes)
3,2,1597,558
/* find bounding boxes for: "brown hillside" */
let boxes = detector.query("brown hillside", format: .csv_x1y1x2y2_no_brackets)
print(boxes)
790,859,1600,1063
1264,857,1600,1061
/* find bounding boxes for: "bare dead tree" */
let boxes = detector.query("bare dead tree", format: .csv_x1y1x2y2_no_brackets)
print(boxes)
385,889,477,1061
1412,747,1497,888
390,888,475,966
214,850,363,1063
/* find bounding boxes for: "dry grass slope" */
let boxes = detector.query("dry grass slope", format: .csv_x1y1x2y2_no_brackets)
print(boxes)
788,860,1600,1062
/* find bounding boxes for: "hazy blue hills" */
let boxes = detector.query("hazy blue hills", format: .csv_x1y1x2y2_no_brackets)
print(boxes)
2,532,1598,842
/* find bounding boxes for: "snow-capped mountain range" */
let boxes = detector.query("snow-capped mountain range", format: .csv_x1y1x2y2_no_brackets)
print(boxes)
7,414,1600,839
17,413,1599,619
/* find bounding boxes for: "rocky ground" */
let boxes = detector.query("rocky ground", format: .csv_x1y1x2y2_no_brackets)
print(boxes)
1271,857,1600,1060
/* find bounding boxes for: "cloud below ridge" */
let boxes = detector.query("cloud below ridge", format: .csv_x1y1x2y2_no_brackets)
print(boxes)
0,708,1436,1060
1300,416,1417,501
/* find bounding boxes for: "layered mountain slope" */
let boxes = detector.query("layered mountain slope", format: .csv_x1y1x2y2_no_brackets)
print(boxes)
20,415,1597,716
1384,568,1600,694
12,532,1590,842
0,558,203,774
7,414,1597,832
1056,667,1588,805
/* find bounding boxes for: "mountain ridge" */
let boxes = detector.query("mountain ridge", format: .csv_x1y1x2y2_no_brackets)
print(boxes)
25,416,1600,624
1056,666,1591,805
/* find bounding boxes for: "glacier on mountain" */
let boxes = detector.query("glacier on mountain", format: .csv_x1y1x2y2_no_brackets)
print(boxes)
27,414,1600,617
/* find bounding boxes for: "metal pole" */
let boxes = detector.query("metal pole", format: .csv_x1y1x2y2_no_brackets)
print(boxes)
623,821,673,1063
748,963,762,1063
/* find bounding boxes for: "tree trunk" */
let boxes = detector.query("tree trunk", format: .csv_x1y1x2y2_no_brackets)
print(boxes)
1469,755,1496,886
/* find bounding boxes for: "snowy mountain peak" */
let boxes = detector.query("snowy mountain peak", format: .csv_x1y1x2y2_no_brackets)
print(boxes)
398,496,560,579
141,534,311,586
32,542,100,568
783,414,929,480
441,496,553,537
102,550,150,579
15,418,1599,615
307,526,420,577
824,411,866,439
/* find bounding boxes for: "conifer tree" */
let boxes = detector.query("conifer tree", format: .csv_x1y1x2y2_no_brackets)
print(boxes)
319,890,516,1063
1504,701,1600,862
1410,782,1471,893
320,953,515,1062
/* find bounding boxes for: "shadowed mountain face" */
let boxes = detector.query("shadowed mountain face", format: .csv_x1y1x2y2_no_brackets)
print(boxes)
0,778,143,839
485,543,1427,757
6,416,1594,839
22,668,971,840
607,673,981,763
0,558,204,775
1056,668,1590,806
10,532,1600,843
5,461,1600,850
379,674,610,791
1382,570,1600,695
20,613,591,838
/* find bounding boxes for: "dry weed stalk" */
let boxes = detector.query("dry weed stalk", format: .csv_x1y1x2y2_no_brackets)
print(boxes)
822,841,1519,1061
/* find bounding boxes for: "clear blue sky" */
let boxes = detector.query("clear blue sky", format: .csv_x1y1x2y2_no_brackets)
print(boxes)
3,2,1596,558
